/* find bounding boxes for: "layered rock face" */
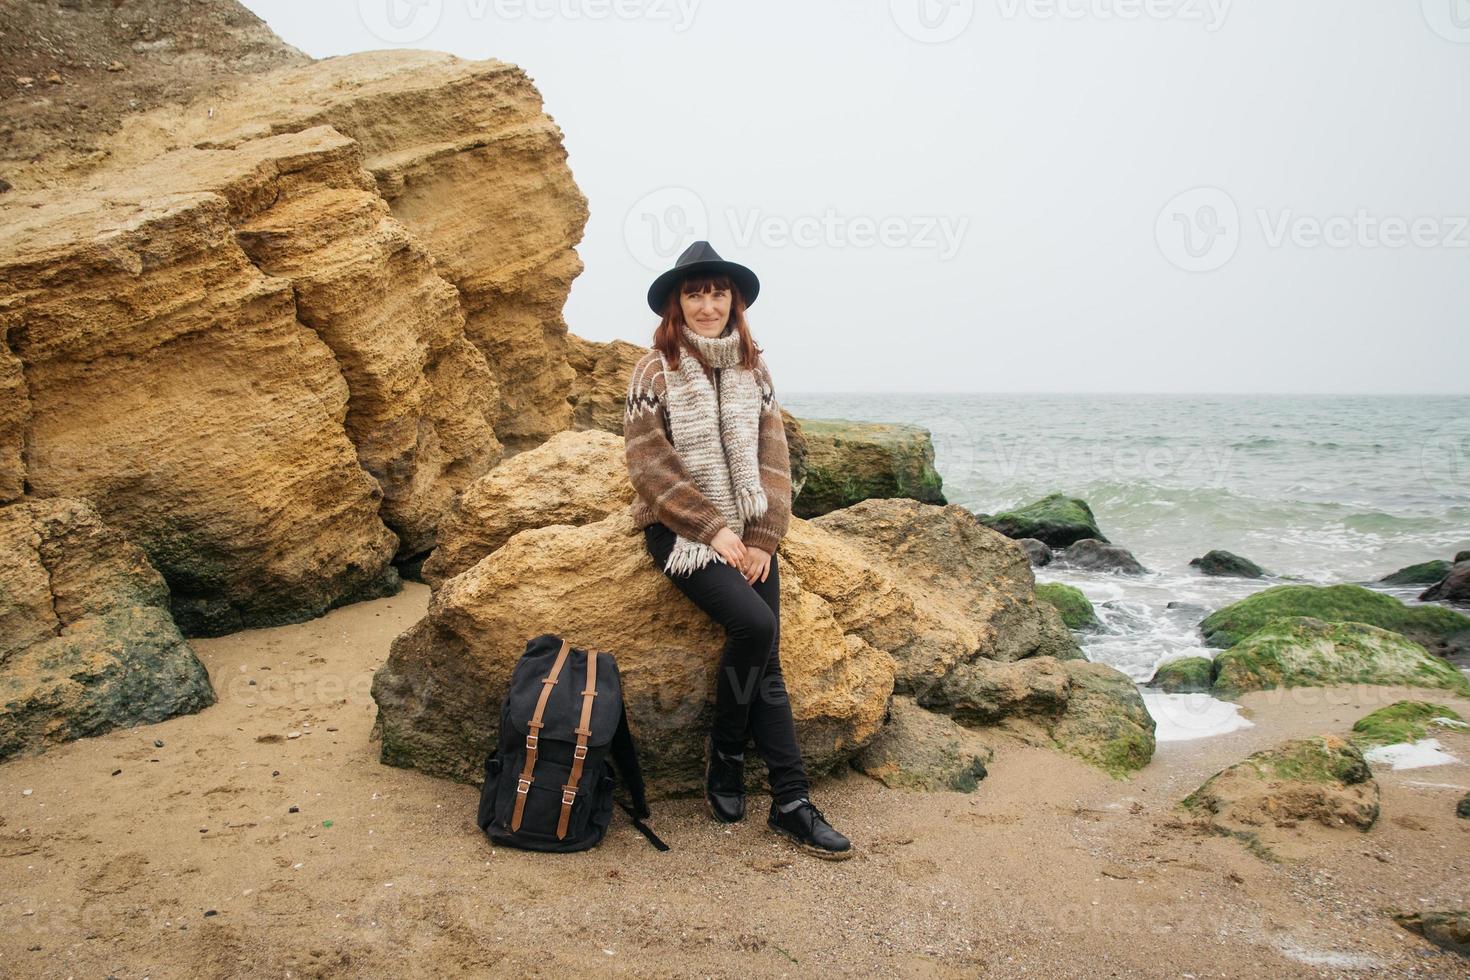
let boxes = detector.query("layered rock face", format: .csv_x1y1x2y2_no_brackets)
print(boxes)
0,498,214,760
0,51,589,633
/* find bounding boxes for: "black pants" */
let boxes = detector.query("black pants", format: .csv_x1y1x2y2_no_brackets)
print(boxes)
643,522,811,806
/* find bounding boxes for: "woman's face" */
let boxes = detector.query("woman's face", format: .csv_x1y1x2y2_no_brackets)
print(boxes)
680,284,732,337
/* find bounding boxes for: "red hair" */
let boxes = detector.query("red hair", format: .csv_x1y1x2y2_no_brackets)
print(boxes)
651,273,761,372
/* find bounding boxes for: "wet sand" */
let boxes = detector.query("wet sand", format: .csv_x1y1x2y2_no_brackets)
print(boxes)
2,582,1467,978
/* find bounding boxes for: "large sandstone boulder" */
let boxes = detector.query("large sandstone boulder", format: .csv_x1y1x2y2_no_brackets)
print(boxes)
372,512,896,793
1210,617,1470,697
1181,734,1380,861
793,419,944,518
0,498,214,760
422,430,633,588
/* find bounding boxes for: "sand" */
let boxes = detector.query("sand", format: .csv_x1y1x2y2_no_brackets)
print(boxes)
2,581,1468,978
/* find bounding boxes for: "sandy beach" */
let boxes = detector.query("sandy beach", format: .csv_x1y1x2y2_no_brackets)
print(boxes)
1,582,1466,978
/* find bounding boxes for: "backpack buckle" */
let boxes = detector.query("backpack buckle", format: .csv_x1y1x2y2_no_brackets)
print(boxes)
516,778,532,795
561,787,577,806
525,733,538,750
573,744,588,760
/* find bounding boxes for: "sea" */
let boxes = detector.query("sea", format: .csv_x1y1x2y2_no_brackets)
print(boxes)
779,392,1470,748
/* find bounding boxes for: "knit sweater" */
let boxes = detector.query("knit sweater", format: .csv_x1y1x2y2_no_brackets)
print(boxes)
623,347,792,554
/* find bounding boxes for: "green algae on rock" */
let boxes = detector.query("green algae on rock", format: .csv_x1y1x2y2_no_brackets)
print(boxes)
1210,617,1470,697
980,492,1108,548
1181,734,1379,861
1198,583,1470,657
1034,582,1098,630
1348,700,1466,750
1379,560,1454,587
792,419,945,518
1146,656,1215,693
1189,549,1266,578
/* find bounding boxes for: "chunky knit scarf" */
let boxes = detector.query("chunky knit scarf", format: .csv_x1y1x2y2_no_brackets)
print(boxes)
660,322,767,576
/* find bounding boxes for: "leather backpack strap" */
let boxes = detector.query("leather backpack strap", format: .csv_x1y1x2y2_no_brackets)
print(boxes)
556,646,600,839
510,637,572,832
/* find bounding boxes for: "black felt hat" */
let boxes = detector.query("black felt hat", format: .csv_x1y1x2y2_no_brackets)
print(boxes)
646,240,760,315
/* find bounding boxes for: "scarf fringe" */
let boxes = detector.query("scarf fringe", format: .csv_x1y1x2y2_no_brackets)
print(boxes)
663,539,726,577
735,485,768,522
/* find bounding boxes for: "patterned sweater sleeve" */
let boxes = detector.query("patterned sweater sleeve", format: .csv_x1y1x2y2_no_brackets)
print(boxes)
623,353,730,545
740,356,793,554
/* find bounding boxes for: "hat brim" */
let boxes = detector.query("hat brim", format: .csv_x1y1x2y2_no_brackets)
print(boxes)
647,259,760,315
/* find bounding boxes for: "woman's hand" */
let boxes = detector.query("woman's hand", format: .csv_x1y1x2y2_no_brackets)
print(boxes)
710,527,748,570
740,545,772,584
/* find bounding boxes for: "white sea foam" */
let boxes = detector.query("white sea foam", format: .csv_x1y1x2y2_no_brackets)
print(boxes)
1363,738,1459,770
1140,691,1254,741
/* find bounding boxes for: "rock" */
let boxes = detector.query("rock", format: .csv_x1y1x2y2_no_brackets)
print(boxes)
1049,660,1156,777
1034,582,1097,630
422,430,632,588
0,498,214,760
1420,561,1470,607
918,656,1071,724
1181,735,1380,861
1458,792,1470,819
1457,551,1470,564
851,695,992,792
1190,550,1266,578
1210,617,1470,697
1018,537,1052,567
980,492,1107,548
1379,560,1453,587
1061,539,1148,575
371,512,896,794
792,419,944,518
1146,656,1214,693
1198,584,1470,660
804,499,1081,689
1348,700,1465,750
1391,910,1470,957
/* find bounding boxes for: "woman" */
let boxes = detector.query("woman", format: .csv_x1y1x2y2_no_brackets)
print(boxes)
622,241,852,860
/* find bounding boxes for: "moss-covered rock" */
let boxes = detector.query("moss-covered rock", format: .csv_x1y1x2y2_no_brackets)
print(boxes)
792,419,945,518
1198,583,1470,658
1146,656,1215,693
1181,734,1379,861
1210,617,1470,697
1034,582,1097,630
1458,792,1470,819
1379,560,1453,587
981,492,1107,548
1349,700,1465,750
1050,660,1155,777
851,695,993,792
1190,550,1266,578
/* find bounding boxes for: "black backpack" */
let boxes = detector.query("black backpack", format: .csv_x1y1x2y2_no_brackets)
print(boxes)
477,634,667,852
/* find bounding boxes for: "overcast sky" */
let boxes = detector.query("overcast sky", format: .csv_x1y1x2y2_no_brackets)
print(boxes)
240,1,1469,395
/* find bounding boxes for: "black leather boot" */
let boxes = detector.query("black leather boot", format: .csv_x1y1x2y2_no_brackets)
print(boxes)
767,797,852,860
704,734,746,823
